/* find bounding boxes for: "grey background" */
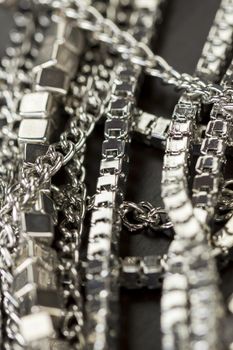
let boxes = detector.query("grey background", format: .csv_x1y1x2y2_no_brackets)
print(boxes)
2,1,233,350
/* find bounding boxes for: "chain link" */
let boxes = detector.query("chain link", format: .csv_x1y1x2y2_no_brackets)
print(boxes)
119,201,173,233
87,196,173,233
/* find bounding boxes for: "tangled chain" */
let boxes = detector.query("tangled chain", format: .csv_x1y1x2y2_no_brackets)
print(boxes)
0,11,35,205
0,8,53,347
51,46,115,346
16,0,222,103
0,1,225,250
119,201,173,232
0,0,228,347
48,0,225,104
0,2,116,346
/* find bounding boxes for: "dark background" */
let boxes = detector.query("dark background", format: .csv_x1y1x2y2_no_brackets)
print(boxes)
2,1,233,349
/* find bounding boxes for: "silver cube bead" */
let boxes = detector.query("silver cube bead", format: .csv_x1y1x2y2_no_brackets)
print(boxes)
48,16,84,54
14,260,57,298
18,119,52,145
23,143,49,164
15,239,57,270
33,37,79,78
21,212,54,244
18,288,63,322
19,92,56,118
35,66,71,95
20,312,54,345
35,192,57,224
97,174,120,192
91,208,114,225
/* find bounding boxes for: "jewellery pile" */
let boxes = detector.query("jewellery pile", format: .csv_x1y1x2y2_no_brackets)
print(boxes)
1,0,233,349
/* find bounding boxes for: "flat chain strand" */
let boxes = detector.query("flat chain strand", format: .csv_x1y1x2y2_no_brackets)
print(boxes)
160,0,233,349
132,0,233,150
85,1,161,348
53,0,120,346
0,4,52,349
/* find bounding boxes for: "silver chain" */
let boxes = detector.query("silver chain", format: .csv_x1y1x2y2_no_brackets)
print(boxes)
1,0,233,349
0,0,227,246
160,0,233,348
53,40,115,346
0,5,53,348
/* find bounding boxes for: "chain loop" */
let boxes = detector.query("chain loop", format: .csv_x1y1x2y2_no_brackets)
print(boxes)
119,201,173,232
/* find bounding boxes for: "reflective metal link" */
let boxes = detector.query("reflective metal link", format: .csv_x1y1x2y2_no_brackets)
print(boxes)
193,59,233,263
2,1,233,349
86,50,136,350
212,177,233,260
196,0,233,82
0,0,154,348
8,0,232,103
0,9,36,206
53,8,117,345
132,110,233,157
162,97,223,350
81,253,167,290
85,2,162,349
132,110,170,149
0,2,116,346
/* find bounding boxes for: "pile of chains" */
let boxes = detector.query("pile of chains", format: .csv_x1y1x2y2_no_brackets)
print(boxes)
1,0,233,349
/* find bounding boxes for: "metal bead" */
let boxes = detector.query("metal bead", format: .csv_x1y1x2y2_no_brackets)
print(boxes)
18,119,53,144
21,212,54,244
